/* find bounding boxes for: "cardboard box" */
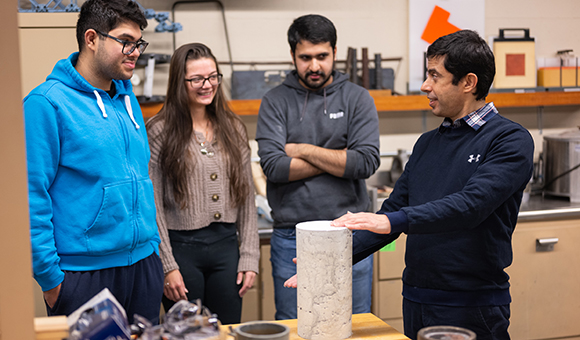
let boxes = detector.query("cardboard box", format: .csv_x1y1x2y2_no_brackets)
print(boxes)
538,67,580,87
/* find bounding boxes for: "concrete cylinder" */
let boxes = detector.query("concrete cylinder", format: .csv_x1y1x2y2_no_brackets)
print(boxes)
296,220,352,340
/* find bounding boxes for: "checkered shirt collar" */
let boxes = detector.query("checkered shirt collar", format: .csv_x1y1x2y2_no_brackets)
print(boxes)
441,102,498,130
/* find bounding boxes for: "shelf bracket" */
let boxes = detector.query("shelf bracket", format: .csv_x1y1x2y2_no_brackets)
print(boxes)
537,105,544,135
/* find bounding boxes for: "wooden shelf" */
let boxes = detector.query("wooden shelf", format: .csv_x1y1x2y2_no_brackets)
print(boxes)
140,90,580,118
488,90,580,108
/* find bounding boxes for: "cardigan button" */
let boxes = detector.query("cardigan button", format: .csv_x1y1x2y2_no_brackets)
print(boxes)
212,194,219,202
210,173,218,181
214,212,222,220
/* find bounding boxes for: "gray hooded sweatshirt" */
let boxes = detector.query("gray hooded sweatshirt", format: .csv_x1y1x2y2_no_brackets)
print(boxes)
256,70,380,227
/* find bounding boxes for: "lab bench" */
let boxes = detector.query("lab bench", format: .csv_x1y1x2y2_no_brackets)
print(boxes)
244,195,580,339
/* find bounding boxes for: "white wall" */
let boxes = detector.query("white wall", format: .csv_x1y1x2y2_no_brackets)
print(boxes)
138,0,580,94
136,0,580,162
138,0,409,96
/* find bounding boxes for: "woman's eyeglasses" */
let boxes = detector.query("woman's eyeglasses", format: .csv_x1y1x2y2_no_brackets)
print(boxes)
185,74,223,88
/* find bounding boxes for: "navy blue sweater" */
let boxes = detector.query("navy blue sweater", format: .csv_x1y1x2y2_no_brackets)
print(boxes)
353,107,534,306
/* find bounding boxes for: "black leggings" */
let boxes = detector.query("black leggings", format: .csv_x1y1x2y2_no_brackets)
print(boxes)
162,223,242,324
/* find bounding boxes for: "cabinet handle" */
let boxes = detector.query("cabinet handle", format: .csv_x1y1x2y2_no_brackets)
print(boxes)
536,238,559,252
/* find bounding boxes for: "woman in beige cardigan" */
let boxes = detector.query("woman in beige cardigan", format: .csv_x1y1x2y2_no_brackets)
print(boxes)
146,43,259,324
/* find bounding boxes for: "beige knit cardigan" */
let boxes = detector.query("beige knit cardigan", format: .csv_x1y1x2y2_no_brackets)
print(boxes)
147,120,259,275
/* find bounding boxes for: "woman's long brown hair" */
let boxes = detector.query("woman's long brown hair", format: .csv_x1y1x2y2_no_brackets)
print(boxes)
147,43,250,209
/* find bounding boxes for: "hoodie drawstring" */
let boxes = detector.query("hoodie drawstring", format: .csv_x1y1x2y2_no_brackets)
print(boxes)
93,90,107,118
299,88,328,121
323,87,327,115
93,91,140,129
124,95,140,129
300,91,309,122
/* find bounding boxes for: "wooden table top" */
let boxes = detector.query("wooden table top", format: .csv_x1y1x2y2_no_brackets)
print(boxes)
222,313,409,340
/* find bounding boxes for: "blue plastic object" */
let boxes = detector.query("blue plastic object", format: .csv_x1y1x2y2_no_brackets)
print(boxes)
68,298,131,340
18,0,80,12
17,0,183,33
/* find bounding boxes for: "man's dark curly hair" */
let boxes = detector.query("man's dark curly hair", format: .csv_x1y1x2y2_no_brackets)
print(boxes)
287,14,337,53
427,30,495,101
76,0,147,52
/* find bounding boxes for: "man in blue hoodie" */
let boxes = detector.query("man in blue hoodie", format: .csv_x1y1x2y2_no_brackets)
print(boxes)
329,30,534,340
256,14,381,319
23,0,163,322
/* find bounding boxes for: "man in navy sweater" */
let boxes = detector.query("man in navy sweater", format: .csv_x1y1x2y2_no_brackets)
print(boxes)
312,30,532,340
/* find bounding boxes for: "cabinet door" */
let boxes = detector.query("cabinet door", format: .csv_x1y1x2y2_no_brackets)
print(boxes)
378,279,403,319
241,285,260,322
260,244,276,321
508,218,580,340
18,13,78,97
378,233,406,280
376,234,406,325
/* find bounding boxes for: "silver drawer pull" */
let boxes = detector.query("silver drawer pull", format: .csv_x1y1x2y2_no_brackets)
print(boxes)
536,238,559,252
537,238,559,245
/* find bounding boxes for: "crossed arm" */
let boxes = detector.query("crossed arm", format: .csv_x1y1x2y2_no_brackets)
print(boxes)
285,143,346,181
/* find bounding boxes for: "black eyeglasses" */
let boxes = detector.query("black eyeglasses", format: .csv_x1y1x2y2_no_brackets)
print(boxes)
94,30,149,55
185,74,223,88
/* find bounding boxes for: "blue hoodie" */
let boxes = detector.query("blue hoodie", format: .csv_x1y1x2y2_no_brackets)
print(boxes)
23,52,160,292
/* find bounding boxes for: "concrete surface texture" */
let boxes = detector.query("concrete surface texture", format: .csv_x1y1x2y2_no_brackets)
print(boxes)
296,220,352,340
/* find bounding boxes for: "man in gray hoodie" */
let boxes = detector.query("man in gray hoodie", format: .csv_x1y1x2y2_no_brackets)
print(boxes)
256,14,381,320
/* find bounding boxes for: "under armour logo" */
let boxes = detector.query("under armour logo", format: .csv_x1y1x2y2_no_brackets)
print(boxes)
468,154,481,163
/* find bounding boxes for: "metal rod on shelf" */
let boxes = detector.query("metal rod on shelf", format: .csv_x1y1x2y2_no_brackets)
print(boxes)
537,106,544,135
362,47,370,89
171,0,234,73
374,53,383,90
349,48,358,84
216,57,402,66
